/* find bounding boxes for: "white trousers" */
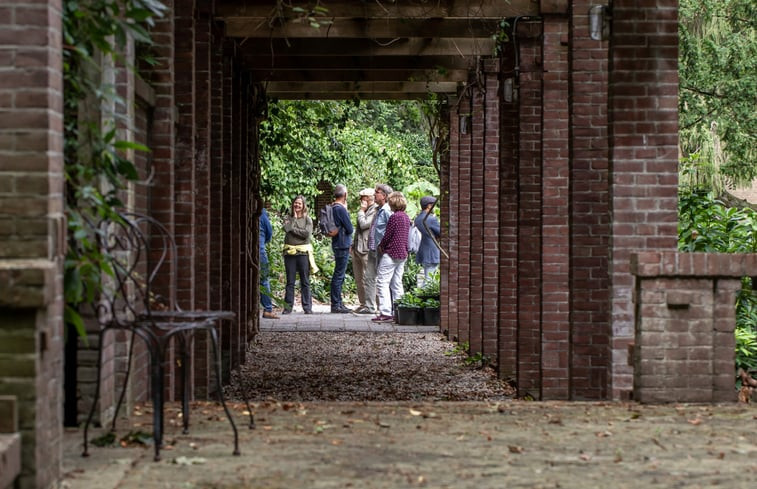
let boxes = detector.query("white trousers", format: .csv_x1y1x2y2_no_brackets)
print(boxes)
376,254,406,316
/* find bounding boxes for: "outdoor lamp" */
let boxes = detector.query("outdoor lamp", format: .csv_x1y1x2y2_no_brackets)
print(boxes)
459,114,470,134
589,4,610,41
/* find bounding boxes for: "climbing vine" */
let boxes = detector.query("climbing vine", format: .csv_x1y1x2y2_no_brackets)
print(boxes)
62,0,166,337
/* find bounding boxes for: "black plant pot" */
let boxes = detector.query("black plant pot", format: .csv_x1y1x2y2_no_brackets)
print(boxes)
396,306,421,325
422,307,440,326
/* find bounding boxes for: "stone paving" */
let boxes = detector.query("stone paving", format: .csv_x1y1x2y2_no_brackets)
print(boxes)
60,306,757,489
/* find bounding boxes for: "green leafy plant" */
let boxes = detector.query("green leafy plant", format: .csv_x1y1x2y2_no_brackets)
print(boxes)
422,298,440,309
63,0,167,338
397,293,423,309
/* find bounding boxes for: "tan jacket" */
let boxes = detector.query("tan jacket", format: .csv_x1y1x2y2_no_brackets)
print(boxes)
354,203,378,254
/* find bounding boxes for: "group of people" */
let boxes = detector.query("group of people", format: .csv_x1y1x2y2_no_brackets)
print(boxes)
258,184,440,321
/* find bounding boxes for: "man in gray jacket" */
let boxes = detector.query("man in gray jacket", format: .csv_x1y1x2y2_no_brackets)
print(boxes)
352,188,378,314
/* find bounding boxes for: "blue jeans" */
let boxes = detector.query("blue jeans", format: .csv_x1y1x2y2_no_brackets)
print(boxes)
260,251,273,312
331,248,350,308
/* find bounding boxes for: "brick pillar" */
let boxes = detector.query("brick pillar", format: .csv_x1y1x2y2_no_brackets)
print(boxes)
208,22,226,395
609,0,679,399
172,0,196,401
456,91,472,346
497,54,519,380
229,59,242,377
0,2,65,486
569,0,611,400
517,30,543,398
541,16,570,400
468,74,485,356
443,98,460,341
192,4,212,398
220,42,235,382
481,59,500,364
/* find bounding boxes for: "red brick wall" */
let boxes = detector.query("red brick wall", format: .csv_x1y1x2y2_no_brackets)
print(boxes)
541,16,570,400
609,0,680,399
0,1,65,486
569,0,611,400
631,252,749,403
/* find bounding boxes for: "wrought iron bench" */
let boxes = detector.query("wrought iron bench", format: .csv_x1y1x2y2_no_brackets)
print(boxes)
81,211,248,461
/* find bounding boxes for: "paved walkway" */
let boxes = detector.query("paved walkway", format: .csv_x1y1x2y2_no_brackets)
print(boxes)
259,303,439,334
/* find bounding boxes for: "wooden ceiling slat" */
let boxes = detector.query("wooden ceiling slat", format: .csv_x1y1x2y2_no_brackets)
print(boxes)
237,37,496,57
217,0,537,20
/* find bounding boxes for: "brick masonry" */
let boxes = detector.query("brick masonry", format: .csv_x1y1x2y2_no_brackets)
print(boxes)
631,253,751,403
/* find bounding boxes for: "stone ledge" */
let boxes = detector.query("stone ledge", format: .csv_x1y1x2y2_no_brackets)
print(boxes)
0,433,21,489
0,259,55,308
631,252,757,278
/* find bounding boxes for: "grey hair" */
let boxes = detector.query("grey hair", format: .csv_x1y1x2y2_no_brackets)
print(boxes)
375,184,393,195
333,184,347,198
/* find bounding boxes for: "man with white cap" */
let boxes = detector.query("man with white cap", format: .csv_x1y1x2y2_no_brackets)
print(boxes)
353,187,378,314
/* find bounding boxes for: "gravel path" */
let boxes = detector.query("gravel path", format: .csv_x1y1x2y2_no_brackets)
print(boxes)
226,332,515,402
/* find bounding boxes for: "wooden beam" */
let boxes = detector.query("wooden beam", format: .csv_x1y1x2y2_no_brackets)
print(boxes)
240,54,477,71
249,68,469,83
217,0,538,20
264,80,460,95
237,37,496,57
224,17,503,39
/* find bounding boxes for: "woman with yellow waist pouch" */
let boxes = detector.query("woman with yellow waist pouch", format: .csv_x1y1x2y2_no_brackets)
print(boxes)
282,195,318,314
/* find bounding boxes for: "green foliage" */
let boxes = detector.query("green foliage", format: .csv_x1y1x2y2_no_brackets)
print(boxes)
397,292,423,309
678,185,757,374
421,297,440,309
679,0,757,187
259,100,439,213
63,0,166,337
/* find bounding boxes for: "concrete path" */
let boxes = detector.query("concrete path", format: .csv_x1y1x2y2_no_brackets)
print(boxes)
259,303,439,334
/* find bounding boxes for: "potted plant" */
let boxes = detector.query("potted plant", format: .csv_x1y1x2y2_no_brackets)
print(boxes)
421,297,441,326
396,293,423,325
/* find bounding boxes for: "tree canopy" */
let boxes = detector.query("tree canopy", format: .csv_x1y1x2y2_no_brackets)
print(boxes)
679,0,757,189
259,99,440,213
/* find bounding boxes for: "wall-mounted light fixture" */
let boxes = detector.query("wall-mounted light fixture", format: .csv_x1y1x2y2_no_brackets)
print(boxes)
459,114,470,134
503,78,514,103
589,4,611,41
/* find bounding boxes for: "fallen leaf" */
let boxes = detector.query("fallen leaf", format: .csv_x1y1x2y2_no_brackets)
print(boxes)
687,418,703,425
579,453,592,461
508,445,523,454
409,409,423,416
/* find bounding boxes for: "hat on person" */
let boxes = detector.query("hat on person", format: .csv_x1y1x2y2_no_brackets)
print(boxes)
420,196,437,208
359,188,375,197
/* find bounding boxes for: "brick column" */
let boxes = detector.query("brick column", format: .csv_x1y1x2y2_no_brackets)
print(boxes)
609,0,679,399
456,91,472,346
0,2,65,487
540,16,570,400
497,54,519,380
569,0,611,400
481,59,500,364
468,75,485,356
443,98,460,341
517,30,543,398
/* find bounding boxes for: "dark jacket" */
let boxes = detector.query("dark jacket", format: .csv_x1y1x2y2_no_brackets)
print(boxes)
331,203,354,250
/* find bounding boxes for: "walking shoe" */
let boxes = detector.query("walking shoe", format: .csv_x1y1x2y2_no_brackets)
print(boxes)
331,306,352,314
356,307,375,314
262,311,279,319
371,314,393,322
304,309,313,315
282,309,292,315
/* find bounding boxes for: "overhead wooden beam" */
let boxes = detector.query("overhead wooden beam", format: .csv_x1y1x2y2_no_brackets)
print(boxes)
224,17,503,39
237,37,496,57
240,54,477,71
217,0,538,20
249,68,470,83
264,80,460,95
267,91,439,101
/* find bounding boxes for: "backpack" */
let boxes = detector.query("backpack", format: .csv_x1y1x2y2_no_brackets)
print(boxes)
318,204,339,237
408,223,422,253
